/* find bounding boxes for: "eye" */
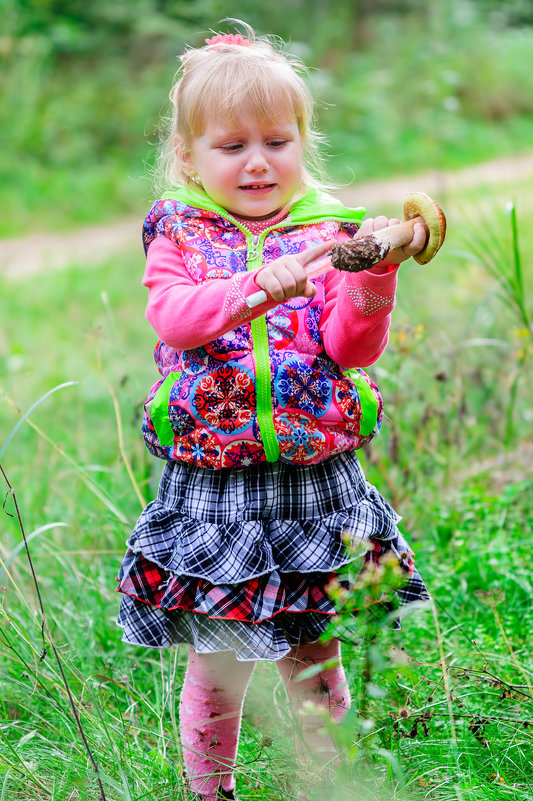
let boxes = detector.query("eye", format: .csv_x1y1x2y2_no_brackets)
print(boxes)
219,143,242,152
268,139,287,148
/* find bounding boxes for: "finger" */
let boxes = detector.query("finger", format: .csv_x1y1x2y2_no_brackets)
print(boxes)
373,215,389,231
303,280,317,299
274,261,315,299
405,222,428,255
259,261,309,300
280,259,309,283
257,271,286,301
354,218,375,238
386,224,428,263
294,239,336,266
388,218,401,226
274,263,300,296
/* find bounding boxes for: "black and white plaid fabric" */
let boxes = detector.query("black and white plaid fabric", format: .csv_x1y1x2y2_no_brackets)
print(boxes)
116,450,429,661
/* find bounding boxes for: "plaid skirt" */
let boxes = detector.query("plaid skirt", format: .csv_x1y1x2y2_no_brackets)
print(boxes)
116,450,429,661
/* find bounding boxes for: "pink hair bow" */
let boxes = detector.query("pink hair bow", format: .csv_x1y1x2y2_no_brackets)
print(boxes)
205,33,252,48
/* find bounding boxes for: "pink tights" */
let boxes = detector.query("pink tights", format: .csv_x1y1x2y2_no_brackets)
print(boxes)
178,639,351,800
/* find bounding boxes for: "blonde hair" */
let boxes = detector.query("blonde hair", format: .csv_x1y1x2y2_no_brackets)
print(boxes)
155,22,327,193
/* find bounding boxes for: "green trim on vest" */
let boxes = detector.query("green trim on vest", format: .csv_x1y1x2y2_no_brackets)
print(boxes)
150,371,182,448
343,368,379,437
288,188,366,226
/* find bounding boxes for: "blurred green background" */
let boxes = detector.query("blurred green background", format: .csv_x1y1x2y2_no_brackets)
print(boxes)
2,0,533,234
1,3,533,800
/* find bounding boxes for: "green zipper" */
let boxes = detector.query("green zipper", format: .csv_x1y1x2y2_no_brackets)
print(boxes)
246,230,280,462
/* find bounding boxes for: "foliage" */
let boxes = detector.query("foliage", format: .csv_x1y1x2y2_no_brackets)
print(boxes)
320,8,533,182
320,486,533,800
2,0,533,233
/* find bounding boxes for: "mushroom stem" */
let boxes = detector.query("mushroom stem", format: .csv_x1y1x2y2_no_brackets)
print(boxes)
372,216,428,254
330,213,435,272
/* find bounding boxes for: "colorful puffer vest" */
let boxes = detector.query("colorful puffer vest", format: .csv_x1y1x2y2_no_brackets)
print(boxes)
142,186,384,470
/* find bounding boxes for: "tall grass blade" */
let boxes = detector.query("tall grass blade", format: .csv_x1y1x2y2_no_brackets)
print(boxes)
95,341,146,509
0,522,69,583
507,201,530,330
0,728,50,793
0,466,110,801
0,769,12,801
0,381,77,461
117,762,134,801
431,601,457,746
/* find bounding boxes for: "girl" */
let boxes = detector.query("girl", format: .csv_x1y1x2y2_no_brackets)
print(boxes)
116,24,429,801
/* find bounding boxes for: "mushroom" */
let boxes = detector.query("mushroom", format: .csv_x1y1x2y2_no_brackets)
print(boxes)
331,192,447,273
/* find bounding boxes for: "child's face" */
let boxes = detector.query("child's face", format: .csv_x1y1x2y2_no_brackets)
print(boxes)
180,113,304,219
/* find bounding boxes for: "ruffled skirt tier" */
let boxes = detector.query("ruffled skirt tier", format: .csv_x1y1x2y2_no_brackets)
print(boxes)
116,451,429,661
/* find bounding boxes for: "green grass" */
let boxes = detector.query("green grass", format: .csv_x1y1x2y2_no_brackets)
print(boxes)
1,173,532,799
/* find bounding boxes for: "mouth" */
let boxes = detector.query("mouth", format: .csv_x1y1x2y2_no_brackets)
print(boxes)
239,183,276,194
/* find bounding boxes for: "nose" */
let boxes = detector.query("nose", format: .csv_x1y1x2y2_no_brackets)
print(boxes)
245,145,269,173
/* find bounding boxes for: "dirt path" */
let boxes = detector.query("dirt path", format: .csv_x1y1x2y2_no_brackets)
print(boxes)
3,153,533,280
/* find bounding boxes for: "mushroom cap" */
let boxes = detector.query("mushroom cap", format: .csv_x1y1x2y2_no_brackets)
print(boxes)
403,192,447,265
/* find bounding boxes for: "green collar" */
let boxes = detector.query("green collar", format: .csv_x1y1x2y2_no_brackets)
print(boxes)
160,184,366,227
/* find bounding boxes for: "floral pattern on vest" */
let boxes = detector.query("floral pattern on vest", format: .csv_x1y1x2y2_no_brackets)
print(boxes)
141,198,383,469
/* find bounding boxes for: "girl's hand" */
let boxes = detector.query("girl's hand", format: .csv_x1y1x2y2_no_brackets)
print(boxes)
255,240,336,303
355,216,427,264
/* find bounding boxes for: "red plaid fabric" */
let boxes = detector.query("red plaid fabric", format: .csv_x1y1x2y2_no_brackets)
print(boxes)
116,540,414,622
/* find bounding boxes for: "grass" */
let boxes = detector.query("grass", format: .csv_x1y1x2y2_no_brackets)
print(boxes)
1,172,532,799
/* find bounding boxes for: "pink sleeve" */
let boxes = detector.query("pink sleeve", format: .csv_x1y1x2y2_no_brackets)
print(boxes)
143,237,277,349
320,231,399,367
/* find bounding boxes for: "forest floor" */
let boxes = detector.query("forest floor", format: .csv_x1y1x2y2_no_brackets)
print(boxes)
3,152,533,280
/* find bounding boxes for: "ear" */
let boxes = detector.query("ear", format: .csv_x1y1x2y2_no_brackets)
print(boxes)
174,134,196,177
